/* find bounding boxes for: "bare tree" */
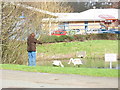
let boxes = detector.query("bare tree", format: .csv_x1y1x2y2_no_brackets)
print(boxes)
1,2,73,64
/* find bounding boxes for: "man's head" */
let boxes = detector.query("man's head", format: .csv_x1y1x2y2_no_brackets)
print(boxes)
30,33,35,38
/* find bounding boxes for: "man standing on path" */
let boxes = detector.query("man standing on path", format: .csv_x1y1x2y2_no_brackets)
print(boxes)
27,33,42,66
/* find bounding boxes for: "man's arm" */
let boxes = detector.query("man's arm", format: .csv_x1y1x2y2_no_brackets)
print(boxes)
34,39,42,44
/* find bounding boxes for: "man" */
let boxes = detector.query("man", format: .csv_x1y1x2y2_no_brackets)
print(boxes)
27,33,42,66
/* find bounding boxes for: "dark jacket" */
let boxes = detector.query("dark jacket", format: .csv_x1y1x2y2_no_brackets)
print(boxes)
27,36,42,52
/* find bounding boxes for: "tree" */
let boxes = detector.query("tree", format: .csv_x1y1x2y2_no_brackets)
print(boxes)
67,2,89,12
1,2,73,64
111,2,120,9
67,2,117,13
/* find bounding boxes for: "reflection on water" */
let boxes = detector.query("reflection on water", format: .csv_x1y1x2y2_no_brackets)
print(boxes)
91,66,120,69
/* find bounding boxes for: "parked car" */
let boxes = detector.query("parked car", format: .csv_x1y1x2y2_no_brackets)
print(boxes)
98,29,113,34
51,30,67,36
109,28,119,33
86,29,99,34
112,30,120,34
98,28,120,34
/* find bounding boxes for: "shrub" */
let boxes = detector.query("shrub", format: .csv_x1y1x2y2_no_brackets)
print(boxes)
67,36,75,41
95,33,117,40
118,34,120,40
74,35,87,41
39,33,118,43
57,35,68,42
40,35,75,43
40,35,58,43
86,33,117,40
58,35,75,42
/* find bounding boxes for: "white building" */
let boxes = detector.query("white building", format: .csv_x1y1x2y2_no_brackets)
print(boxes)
42,9,119,35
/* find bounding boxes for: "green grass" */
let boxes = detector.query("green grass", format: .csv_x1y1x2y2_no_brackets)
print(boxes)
1,40,118,77
0,64,119,77
37,40,118,56
36,40,118,68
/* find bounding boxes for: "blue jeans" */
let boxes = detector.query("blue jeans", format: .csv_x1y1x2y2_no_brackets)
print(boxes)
28,51,36,66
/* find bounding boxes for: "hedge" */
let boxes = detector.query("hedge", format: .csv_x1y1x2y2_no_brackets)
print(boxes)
39,34,118,43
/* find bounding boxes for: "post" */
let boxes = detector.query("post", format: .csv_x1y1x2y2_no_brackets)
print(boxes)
0,1,2,64
93,6,96,32
110,61,112,69
105,53,117,69
0,2,2,90
49,21,51,36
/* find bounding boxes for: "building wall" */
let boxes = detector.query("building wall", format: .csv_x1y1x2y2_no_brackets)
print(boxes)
50,21,101,30
42,20,119,35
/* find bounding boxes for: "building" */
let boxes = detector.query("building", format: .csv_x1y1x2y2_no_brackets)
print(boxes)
42,9,119,35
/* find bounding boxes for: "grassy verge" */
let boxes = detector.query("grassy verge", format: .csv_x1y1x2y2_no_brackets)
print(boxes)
0,64,119,77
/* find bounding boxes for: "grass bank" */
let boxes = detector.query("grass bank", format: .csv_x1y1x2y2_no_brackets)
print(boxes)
37,40,118,56
0,64,119,77
36,40,118,68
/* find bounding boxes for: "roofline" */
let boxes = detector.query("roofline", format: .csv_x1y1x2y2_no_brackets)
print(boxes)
42,18,106,22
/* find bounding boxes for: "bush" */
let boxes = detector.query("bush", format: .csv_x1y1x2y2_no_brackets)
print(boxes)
58,35,75,42
39,33,118,43
118,34,120,40
2,41,27,65
74,35,87,41
95,33,117,40
40,35,58,43
57,35,68,42
67,36,75,41
86,33,117,40
40,35,75,43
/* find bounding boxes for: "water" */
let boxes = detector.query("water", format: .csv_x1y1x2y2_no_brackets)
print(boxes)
90,66,120,69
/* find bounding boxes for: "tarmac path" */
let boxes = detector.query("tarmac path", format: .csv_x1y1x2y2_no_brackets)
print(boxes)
0,69,118,88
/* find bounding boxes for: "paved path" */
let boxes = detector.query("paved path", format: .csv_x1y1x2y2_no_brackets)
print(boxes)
0,70,118,88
